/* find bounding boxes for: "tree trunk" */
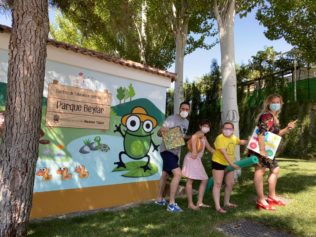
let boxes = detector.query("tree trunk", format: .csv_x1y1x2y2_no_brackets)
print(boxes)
0,0,49,236
173,0,189,114
134,0,147,64
215,0,241,162
173,28,187,114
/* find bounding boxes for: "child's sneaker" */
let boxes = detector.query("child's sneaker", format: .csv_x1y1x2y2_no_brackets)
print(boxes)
154,198,167,206
167,203,183,212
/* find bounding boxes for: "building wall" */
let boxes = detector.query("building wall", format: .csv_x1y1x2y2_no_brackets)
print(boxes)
0,34,171,218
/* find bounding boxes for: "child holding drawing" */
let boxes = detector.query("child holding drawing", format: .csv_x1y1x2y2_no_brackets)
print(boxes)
251,94,297,210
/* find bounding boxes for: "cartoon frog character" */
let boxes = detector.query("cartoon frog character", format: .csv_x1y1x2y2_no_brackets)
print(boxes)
114,107,159,172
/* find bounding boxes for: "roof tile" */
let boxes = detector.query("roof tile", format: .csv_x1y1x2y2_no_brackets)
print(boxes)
0,24,176,81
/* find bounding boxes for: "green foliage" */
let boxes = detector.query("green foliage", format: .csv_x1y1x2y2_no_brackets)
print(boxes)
236,0,262,17
193,60,221,140
115,84,137,103
0,82,7,107
180,0,217,54
165,88,174,117
256,0,316,63
112,161,158,177
116,87,125,104
187,82,201,134
51,0,176,69
83,139,91,146
280,102,316,159
50,13,100,51
167,49,316,159
127,83,135,101
180,60,221,140
123,87,129,102
51,0,218,69
238,81,316,159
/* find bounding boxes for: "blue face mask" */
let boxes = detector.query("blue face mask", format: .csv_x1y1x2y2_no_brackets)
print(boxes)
269,103,281,111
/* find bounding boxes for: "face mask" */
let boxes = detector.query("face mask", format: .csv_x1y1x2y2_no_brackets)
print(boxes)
201,127,210,134
223,129,234,137
180,111,189,118
269,103,281,112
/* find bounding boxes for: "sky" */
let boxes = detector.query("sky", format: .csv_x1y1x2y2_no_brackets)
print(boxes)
181,10,292,82
0,7,293,83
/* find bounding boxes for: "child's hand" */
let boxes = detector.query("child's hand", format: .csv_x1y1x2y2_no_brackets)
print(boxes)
160,127,169,133
191,153,198,159
260,149,268,158
231,164,240,170
158,127,169,137
287,120,297,130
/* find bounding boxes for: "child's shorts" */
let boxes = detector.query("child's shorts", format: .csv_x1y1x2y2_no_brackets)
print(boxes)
212,161,228,170
257,155,279,170
160,151,179,175
248,152,279,170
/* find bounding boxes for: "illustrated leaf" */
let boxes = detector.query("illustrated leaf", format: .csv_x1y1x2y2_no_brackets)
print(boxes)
122,162,158,178
112,161,158,177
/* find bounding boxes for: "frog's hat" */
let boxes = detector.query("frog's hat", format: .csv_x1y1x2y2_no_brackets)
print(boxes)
121,107,157,128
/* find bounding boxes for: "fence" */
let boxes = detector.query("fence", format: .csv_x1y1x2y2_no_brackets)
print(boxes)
239,66,316,106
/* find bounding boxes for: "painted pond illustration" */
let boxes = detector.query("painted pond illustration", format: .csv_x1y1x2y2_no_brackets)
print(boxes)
34,135,162,193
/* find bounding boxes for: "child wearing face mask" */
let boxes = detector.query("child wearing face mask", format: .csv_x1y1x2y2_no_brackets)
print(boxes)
250,94,297,211
211,122,248,213
182,119,215,210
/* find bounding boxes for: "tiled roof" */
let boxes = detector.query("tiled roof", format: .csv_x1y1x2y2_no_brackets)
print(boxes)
0,24,176,81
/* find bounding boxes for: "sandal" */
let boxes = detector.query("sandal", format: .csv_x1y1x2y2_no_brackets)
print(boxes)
188,205,200,210
216,208,227,214
267,196,286,206
224,203,238,208
198,203,210,208
256,200,276,211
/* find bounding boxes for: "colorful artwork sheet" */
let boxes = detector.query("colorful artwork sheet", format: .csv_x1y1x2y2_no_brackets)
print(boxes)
247,126,282,159
161,126,185,150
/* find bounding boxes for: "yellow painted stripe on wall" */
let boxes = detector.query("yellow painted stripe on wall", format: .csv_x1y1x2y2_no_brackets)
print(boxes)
31,180,159,219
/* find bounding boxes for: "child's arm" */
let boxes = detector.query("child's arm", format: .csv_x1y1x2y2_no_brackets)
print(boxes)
219,148,240,170
279,119,297,136
258,134,267,157
190,133,199,159
239,139,248,146
184,134,191,141
205,139,215,154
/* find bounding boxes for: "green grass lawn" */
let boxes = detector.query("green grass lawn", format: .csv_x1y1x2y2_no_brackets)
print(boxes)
27,158,316,237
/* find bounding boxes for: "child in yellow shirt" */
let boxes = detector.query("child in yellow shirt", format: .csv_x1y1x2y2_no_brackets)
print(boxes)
211,122,247,213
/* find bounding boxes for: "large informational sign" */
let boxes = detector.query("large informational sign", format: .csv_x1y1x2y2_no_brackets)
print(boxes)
46,82,112,129
247,126,282,159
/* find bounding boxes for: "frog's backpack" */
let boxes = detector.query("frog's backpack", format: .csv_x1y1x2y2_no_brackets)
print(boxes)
187,138,203,153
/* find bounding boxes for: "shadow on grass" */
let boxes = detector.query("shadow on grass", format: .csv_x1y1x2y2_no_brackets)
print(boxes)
277,173,316,194
222,208,314,237
28,200,228,237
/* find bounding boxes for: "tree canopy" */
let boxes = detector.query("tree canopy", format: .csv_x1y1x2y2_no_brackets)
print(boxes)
257,0,316,63
51,0,218,71
51,0,176,69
